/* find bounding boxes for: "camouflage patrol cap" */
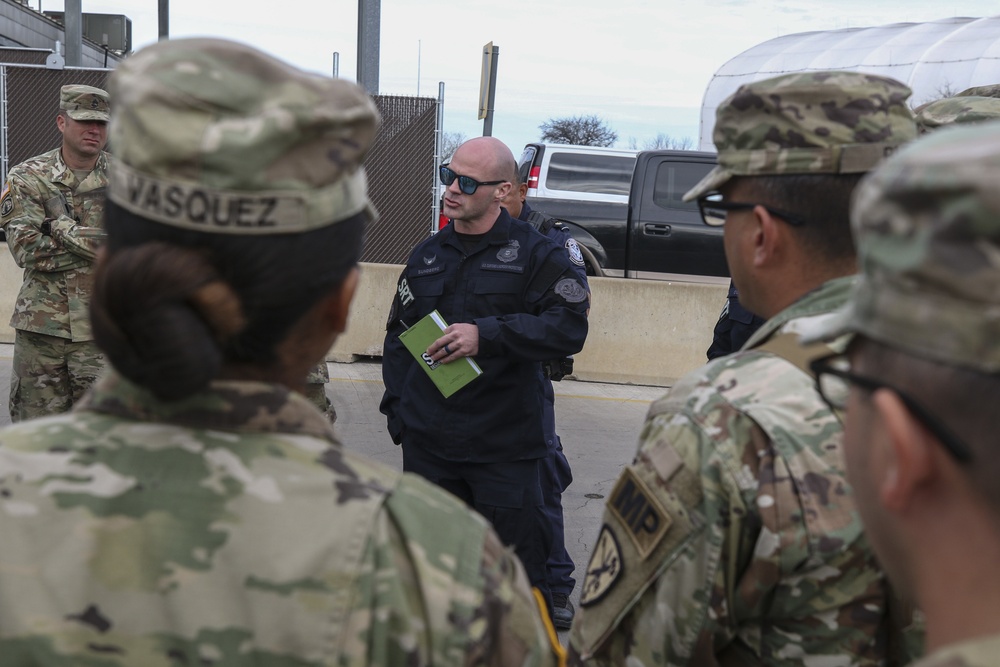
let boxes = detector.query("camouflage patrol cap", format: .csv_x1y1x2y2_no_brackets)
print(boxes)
957,84,1000,99
106,37,379,235
60,84,110,122
916,96,1000,133
803,121,1000,372
684,71,917,202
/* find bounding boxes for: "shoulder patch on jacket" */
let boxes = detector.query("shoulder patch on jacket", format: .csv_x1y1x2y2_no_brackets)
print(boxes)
580,524,624,606
554,278,588,303
607,467,672,559
1,180,15,220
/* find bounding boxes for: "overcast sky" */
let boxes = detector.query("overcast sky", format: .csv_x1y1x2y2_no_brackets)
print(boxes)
38,0,1000,154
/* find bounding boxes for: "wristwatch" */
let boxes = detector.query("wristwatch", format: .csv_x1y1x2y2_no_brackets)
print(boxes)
40,219,52,236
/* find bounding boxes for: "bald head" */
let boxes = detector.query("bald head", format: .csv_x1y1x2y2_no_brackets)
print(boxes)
453,137,517,182
442,137,515,232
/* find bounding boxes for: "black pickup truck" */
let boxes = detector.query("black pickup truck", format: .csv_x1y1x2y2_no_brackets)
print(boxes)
519,144,728,282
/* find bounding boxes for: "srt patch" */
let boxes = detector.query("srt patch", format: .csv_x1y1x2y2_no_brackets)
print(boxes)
580,524,623,606
397,277,415,307
608,467,672,559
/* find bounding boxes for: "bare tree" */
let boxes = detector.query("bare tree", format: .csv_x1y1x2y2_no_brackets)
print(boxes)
914,81,960,108
644,133,694,150
539,115,617,146
440,131,467,161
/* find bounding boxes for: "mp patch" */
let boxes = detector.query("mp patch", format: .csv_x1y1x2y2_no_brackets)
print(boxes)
565,237,585,267
580,524,623,606
554,278,588,303
608,467,672,559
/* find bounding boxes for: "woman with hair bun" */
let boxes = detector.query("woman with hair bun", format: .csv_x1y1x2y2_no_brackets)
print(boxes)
0,37,561,667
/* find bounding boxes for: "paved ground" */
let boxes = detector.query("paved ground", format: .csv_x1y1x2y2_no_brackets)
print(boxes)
0,344,670,640
326,358,667,639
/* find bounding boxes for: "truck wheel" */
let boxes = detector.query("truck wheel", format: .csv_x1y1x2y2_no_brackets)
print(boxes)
578,244,604,278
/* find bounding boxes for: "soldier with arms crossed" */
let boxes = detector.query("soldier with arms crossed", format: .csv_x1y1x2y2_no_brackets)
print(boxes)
1,84,110,421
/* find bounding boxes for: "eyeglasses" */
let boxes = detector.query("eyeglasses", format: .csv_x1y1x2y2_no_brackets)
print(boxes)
696,192,807,227
809,352,973,464
439,164,507,195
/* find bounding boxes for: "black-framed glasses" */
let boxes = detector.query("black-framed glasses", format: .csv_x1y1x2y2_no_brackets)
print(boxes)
697,192,807,227
439,164,506,195
809,352,973,464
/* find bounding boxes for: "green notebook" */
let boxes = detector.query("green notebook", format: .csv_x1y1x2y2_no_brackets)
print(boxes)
399,310,483,398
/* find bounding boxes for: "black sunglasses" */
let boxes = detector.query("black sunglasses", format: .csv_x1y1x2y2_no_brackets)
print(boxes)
439,164,506,195
697,192,807,227
809,352,973,464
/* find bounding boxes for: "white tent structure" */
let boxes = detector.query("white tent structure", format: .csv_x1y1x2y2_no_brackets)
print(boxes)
698,16,1000,151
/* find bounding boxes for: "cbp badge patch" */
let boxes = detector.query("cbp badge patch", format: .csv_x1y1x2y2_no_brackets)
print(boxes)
566,238,585,267
0,180,12,218
554,278,588,303
497,240,520,263
580,524,623,606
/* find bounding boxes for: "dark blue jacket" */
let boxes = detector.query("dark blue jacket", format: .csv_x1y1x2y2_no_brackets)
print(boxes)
519,202,590,449
380,209,589,462
706,280,766,360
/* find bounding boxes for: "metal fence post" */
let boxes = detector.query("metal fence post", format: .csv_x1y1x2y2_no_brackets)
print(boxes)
432,81,444,235
1,65,7,183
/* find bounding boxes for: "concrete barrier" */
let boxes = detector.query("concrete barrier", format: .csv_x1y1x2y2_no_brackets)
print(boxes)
331,263,728,387
0,251,20,344
0,255,728,388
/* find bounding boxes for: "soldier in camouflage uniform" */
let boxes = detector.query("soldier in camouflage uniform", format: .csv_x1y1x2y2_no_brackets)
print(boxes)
805,120,1000,667
0,38,562,666
0,84,110,421
304,361,337,422
568,71,921,666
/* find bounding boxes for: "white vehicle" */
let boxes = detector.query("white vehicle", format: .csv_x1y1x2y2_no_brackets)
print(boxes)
518,143,637,204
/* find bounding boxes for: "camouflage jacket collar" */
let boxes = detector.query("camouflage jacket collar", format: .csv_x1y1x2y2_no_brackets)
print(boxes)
50,147,110,189
76,371,338,442
744,275,857,350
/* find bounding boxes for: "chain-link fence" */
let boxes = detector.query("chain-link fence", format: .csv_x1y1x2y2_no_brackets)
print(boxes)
0,47,50,65
362,94,439,264
1,65,111,179
0,64,441,264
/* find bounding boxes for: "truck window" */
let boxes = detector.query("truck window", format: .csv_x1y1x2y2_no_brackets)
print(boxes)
652,162,709,212
545,153,635,195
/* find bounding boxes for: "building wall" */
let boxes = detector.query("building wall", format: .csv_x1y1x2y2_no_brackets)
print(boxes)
0,0,123,69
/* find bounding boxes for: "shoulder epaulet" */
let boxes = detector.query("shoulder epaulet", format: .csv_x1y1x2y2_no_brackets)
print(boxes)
524,210,556,236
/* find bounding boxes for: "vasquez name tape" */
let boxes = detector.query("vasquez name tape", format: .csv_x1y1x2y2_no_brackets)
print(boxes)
108,159,370,234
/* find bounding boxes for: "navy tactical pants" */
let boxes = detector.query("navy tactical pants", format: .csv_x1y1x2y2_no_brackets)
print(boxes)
401,443,554,616
541,437,575,596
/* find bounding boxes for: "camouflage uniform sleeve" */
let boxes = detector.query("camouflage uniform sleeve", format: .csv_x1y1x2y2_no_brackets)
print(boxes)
3,171,105,271
366,473,561,667
468,529,563,667
568,402,752,666
572,353,899,666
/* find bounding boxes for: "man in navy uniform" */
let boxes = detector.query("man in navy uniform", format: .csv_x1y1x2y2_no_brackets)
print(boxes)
381,137,589,616
500,163,589,629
